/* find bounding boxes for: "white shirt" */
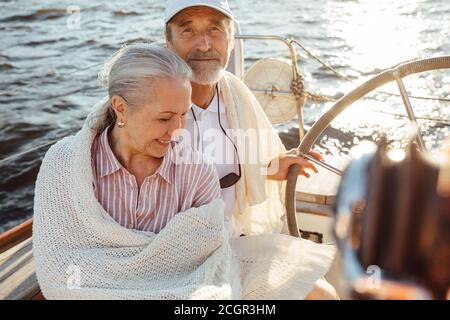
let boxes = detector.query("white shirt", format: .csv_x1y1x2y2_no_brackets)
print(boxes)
182,86,238,219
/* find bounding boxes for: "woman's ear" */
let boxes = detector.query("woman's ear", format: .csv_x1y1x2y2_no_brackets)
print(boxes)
111,95,128,123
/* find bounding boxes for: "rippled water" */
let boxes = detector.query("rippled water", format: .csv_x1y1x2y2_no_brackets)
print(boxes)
1,0,449,232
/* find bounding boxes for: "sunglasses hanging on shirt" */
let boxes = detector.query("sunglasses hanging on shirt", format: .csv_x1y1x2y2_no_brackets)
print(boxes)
190,85,242,189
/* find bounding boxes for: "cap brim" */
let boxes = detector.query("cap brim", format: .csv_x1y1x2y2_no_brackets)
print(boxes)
165,3,234,24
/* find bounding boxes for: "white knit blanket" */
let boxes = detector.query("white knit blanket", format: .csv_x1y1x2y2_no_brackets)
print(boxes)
32,119,336,300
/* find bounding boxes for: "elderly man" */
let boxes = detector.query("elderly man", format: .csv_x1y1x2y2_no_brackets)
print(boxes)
164,0,338,300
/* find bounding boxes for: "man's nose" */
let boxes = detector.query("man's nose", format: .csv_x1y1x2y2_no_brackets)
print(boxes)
195,32,212,52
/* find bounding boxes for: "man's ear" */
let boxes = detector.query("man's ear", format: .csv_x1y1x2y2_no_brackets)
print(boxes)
111,95,128,122
164,32,169,48
165,40,173,50
166,40,176,52
164,23,173,50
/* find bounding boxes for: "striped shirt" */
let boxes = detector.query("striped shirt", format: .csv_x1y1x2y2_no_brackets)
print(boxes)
91,127,221,233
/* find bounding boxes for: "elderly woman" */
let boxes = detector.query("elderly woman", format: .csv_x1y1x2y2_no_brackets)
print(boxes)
43,44,220,234
87,44,221,232
33,43,335,300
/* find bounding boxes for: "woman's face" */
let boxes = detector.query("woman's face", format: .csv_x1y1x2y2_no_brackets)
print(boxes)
120,78,192,159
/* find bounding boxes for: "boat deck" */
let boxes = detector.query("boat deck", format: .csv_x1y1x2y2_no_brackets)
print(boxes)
0,237,42,300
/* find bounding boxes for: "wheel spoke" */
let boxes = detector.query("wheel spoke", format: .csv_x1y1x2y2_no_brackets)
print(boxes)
298,151,343,176
393,71,426,151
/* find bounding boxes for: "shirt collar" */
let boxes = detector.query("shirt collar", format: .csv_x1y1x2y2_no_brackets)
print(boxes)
98,127,122,177
98,127,174,184
189,84,225,117
155,143,174,184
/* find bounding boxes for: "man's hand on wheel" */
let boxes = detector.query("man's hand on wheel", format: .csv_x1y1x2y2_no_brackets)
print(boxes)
266,150,324,181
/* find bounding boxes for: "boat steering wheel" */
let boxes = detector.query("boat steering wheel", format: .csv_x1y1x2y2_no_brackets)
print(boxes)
285,56,450,237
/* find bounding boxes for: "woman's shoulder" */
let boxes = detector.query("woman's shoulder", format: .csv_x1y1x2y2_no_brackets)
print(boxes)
43,135,76,161
39,131,87,175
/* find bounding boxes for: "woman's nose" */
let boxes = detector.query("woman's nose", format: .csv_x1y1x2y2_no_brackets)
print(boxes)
168,117,183,136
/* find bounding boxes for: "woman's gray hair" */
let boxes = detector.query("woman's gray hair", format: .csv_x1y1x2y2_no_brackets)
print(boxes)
90,43,192,132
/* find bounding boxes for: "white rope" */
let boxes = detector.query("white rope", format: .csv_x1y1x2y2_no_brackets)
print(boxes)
291,39,450,103
366,108,450,125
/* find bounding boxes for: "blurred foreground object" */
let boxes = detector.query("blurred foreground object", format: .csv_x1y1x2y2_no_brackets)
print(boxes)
334,138,450,300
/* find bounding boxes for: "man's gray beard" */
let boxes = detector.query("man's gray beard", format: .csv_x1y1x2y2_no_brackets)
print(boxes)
189,61,224,85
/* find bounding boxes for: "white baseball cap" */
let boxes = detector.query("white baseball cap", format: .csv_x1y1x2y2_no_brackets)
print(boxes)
164,0,234,24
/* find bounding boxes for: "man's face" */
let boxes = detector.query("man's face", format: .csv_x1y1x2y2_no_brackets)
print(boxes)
166,6,234,85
